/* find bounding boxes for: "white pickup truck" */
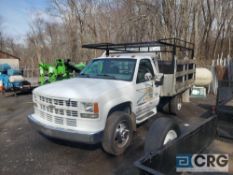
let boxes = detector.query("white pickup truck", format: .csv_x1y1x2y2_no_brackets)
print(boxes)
28,38,195,155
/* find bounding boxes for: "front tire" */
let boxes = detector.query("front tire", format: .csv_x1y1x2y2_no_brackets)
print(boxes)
102,111,133,156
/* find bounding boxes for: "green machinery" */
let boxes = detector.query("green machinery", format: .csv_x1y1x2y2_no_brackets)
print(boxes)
39,59,86,85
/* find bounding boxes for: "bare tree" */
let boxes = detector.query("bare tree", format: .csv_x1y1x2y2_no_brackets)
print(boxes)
3,0,231,69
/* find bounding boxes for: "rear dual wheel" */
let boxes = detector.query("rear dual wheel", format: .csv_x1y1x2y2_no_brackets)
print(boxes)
169,95,182,114
163,95,182,114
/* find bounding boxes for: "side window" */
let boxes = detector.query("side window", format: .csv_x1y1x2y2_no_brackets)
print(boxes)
136,59,154,84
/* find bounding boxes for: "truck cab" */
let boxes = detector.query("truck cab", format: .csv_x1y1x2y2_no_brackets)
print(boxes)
28,38,195,155
80,55,162,122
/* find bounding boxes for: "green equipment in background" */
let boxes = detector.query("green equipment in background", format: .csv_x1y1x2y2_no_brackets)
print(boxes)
39,59,86,85
74,62,86,71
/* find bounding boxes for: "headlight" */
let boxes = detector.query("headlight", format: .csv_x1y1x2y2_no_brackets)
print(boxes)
82,103,94,112
81,102,99,113
81,102,99,119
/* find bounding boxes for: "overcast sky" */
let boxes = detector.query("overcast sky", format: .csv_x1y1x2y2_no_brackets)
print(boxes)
0,0,50,43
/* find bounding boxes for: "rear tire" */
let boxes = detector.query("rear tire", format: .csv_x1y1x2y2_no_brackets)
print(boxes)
102,111,133,156
169,95,182,114
144,117,180,154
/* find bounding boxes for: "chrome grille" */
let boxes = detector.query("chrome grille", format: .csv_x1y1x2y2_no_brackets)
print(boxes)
46,114,53,122
36,95,78,108
66,118,77,127
55,108,64,115
54,99,64,106
39,96,52,104
66,101,78,107
54,116,64,125
40,111,45,119
47,106,53,113
38,104,78,118
34,94,79,128
66,110,78,117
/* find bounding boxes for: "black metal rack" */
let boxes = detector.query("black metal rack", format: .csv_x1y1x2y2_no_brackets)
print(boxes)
82,38,194,59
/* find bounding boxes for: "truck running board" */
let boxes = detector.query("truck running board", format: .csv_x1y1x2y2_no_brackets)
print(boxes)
137,111,155,123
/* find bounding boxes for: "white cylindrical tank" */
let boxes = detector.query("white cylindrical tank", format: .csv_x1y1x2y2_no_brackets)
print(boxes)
194,68,212,86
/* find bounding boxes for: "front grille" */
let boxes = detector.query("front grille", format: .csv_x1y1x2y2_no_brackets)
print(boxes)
36,95,78,108
40,96,52,104
34,94,79,128
66,118,77,127
54,99,64,106
54,116,64,125
66,101,78,107
55,108,64,115
40,111,45,119
67,110,78,117
38,104,78,118
46,114,53,122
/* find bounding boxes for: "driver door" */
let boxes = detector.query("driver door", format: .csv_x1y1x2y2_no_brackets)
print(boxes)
135,59,158,121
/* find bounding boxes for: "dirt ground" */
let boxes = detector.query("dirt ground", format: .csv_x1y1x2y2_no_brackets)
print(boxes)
0,93,233,175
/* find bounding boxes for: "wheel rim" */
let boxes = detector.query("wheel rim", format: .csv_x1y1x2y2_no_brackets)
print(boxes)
114,120,130,148
177,103,182,110
163,130,178,145
177,96,182,111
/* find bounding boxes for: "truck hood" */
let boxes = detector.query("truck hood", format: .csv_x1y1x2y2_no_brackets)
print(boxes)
33,77,132,101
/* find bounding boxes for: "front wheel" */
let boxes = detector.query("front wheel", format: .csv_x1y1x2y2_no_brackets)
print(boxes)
102,111,133,156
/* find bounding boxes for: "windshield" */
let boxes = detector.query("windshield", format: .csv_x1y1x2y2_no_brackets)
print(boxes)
80,58,136,81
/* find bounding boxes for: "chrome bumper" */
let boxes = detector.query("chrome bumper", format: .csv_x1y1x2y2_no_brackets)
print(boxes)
27,114,103,144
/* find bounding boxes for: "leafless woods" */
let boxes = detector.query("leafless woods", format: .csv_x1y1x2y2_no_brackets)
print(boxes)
0,0,233,68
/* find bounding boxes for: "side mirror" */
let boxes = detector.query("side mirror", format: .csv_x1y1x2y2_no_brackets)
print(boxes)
155,73,164,86
144,72,153,81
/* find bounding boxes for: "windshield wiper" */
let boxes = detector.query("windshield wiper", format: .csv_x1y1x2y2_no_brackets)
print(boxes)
96,74,116,79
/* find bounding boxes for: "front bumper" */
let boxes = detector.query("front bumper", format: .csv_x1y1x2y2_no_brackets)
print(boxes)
27,114,103,144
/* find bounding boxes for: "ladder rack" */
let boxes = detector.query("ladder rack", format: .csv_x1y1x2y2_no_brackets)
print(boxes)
82,38,194,59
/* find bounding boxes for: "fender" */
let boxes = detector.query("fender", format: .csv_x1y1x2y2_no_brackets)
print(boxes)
103,98,136,131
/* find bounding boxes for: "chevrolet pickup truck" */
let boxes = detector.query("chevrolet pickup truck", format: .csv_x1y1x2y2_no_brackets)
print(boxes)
28,38,195,155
